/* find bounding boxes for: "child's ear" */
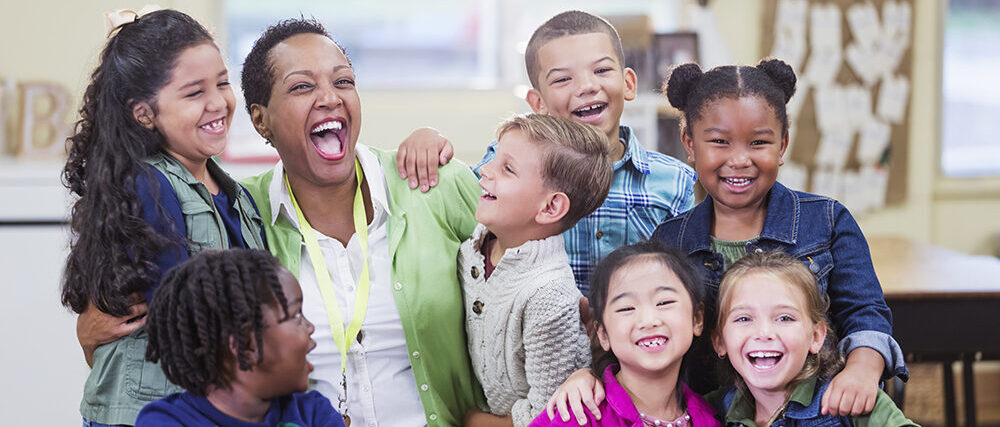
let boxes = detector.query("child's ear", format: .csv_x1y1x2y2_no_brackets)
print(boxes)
249,103,273,141
131,102,155,130
711,332,726,359
596,324,612,352
525,88,548,114
681,128,695,164
623,67,638,102
692,307,704,337
778,131,790,166
534,191,570,226
810,321,828,354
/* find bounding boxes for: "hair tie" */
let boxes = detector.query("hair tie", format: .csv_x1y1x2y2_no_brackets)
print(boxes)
103,5,162,38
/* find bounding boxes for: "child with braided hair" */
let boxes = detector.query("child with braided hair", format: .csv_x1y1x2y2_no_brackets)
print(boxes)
136,249,345,427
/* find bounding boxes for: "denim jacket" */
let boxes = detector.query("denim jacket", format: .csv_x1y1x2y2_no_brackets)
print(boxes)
652,182,907,382
711,375,917,426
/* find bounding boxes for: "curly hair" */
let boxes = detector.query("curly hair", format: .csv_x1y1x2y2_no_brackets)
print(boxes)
663,58,797,138
241,17,347,121
588,240,705,399
713,250,844,416
145,249,290,396
61,9,215,316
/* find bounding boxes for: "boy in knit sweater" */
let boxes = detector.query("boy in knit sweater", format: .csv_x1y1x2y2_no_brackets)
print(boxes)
460,114,612,427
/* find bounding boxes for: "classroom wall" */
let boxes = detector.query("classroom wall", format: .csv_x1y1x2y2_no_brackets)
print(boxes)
5,0,992,254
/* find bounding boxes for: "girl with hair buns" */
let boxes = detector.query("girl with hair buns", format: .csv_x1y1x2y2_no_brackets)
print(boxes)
545,59,906,425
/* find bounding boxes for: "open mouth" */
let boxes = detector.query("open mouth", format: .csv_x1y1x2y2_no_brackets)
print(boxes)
747,351,783,369
481,190,496,201
309,119,346,160
199,118,226,135
635,336,668,352
572,103,607,119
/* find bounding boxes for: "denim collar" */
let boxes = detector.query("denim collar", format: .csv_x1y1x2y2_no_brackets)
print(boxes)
783,376,827,420
723,376,825,425
616,125,651,175
678,181,799,255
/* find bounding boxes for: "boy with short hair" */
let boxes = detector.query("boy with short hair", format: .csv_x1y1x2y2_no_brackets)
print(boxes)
401,10,696,293
461,114,611,427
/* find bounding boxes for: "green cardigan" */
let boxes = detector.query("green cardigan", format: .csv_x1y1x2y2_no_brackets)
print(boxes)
241,147,484,426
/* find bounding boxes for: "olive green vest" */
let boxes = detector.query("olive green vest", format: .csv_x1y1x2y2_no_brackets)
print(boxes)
80,153,264,425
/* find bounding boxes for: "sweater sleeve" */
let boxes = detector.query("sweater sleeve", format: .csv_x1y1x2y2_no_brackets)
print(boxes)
512,285,592,427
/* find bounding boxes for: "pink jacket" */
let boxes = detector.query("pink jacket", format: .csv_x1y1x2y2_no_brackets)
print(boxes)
529,365,721,427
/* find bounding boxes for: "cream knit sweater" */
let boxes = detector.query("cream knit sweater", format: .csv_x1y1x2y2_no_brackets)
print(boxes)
459,224,591,427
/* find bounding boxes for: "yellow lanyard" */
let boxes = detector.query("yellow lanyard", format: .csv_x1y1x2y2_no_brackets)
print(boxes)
285,158,370,374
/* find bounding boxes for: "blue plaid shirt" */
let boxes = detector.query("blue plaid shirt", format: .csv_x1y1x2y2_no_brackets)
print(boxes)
473,125,696,294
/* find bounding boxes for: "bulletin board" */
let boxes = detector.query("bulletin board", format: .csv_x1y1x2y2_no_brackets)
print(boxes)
762,0,914,212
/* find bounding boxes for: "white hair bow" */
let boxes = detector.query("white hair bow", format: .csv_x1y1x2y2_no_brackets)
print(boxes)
103,5,163,38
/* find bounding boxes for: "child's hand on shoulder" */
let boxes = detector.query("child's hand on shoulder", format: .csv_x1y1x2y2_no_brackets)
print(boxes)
822,347,883,416
396,127,453,192
545,368,604,426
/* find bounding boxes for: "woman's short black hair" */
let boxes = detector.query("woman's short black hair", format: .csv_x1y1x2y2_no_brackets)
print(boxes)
145,249,290,396
241,18,349,117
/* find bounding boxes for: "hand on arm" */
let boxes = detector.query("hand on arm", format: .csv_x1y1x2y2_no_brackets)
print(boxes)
395,127,454,192
77,298,147,367
822,347,883,416
544,369,604,425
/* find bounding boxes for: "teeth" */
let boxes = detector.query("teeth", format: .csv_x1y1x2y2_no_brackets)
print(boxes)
311,120,343,133
725,177,752,186
748,351,781,358
200,119,224,131
575,104,603,113
637,337,666,348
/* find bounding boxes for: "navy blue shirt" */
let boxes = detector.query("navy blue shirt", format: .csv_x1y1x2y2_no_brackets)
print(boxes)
136,390,344,427
136,167,263,303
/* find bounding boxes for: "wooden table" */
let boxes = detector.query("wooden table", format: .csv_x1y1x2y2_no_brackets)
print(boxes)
870,236,1000,427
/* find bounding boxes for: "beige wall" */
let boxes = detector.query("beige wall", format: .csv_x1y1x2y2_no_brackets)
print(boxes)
2,0,998,255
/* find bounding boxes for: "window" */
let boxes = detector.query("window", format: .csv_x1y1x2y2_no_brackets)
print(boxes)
225,0,499,89
941,0,1000,177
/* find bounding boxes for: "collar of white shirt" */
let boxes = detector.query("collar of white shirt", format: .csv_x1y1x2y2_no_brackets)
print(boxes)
267,144,392,229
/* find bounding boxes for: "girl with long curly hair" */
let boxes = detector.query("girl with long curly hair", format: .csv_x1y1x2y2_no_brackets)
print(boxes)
61,8,265,426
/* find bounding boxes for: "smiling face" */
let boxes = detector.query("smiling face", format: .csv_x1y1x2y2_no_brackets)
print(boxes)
714,271,826,400
597,256,702,380
527,32,637,146
476,128,553,237
251,33,362,190
145,43,235,171
682,96,788,217
248,267,317,398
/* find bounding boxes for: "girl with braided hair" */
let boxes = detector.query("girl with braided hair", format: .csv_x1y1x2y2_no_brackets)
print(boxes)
137,249,343,427
545,58,907,425
61,8,265,426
